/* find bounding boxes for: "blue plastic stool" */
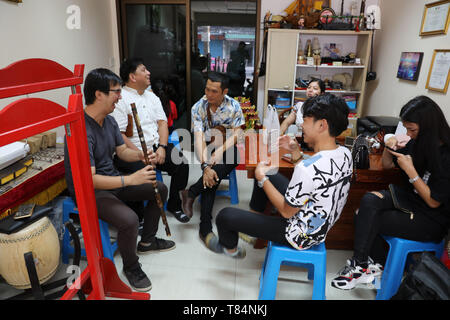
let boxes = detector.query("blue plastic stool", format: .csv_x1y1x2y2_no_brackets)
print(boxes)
215,168,239,205
198,168,239,205
258,241,327,300
168,130,181,150
156,170,163,182
375,235,445,300
62,197,118,264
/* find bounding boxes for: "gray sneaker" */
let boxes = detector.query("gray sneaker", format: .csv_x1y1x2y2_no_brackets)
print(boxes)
223,246,246,259
199,232,223,253
123,264,152,292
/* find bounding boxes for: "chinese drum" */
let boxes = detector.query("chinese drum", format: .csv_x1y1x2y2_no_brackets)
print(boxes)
0,216,60,289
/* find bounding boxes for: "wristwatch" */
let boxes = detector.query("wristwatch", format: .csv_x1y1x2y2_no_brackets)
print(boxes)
201,162,210,171
257,176,269,188
158,143,167,150
409,175,420,184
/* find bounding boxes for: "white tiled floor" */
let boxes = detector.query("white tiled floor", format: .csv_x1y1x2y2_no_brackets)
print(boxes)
0,152,377,300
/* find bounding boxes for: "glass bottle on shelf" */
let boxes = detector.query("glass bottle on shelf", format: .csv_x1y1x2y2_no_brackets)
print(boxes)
297,38,305,64
305,39,312,57
312,37,321,65
312,37,320,53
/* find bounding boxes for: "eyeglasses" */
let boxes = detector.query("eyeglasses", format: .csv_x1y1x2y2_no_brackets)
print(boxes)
109,89,122,94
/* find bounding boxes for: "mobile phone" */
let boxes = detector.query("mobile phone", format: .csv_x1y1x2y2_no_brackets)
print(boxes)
385,145,396,152
14,203,35,220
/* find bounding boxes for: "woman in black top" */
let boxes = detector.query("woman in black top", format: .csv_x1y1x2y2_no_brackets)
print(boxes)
332,95,450,290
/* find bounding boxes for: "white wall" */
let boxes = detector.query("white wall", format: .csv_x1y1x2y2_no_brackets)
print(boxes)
0,0,120,110
364,0,450,121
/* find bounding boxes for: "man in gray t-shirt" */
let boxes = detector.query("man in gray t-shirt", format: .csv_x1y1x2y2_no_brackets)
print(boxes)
64,68,175,293
65,112,124,197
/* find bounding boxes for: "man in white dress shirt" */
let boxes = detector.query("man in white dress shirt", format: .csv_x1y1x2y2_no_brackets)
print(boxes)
111,58,190,223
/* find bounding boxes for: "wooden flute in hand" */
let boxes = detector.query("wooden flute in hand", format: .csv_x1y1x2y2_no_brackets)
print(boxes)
130,103,171,237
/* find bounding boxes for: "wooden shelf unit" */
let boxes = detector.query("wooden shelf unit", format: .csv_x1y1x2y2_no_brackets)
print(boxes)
264,29,373,118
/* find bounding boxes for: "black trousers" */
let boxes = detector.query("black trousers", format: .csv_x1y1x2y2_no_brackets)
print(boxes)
216,172,292,249
249,172,290,213
188,145,239,237
353,190,446,265
114,143,189,213
94,182,167,270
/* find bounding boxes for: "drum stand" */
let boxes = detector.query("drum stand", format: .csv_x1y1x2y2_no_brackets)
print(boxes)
7,221,85,300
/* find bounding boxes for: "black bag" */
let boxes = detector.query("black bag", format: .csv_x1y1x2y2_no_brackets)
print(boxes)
351,135,370,170
391,252,450,300
389,184,415,220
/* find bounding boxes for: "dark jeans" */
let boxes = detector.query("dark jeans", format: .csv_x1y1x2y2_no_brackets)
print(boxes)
93,182,167,271
249,172,290,213
188,145,239,237
216,208,291,249
114,143,189,213
216,172,291,249
353,190,446,265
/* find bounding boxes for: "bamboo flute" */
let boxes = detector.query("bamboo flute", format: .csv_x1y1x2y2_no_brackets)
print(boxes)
130,103,171,236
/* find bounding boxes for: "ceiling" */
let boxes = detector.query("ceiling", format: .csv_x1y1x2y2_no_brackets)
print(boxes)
191,1,256,14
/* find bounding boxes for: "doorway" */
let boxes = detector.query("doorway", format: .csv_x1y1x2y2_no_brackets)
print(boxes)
190,1,257,105
118,0,189,131
117,0,259,132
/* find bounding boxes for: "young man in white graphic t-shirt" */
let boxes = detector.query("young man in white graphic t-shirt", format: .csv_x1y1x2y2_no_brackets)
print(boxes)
210,93,353,258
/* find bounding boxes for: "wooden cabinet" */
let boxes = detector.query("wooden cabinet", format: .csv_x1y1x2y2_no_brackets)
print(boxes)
266,31,298,91
264,29,373,118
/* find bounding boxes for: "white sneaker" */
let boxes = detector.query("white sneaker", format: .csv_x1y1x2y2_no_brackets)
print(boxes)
331,259,374,290
368,257,384,278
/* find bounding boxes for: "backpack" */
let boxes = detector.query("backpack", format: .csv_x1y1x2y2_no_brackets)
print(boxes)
391,252,450,300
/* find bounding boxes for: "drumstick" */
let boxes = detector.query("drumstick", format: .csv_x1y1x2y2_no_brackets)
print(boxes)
130,103,171,237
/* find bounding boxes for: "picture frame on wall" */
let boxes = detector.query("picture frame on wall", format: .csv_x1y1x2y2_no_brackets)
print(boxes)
425,49,450,93
419,0,450,36
397,52,424,81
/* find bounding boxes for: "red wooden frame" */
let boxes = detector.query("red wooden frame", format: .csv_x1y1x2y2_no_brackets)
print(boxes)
0,58,84,98
0,59,149,300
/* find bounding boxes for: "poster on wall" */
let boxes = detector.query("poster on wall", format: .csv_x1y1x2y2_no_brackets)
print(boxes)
420,0,450,36
426,49,450,93
397,52,424,81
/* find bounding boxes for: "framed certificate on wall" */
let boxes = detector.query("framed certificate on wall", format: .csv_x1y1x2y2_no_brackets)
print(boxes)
420,0,450,36
426,49,450,93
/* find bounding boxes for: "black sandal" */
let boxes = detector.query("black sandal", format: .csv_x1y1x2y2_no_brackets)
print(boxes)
170,210,190,223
